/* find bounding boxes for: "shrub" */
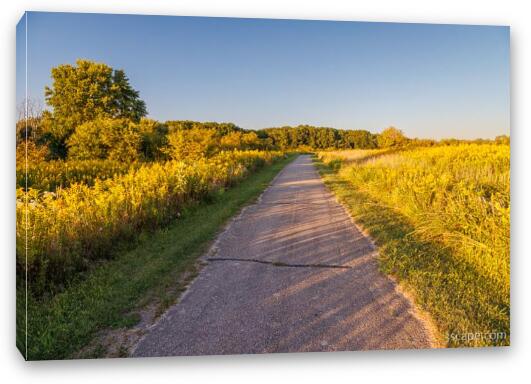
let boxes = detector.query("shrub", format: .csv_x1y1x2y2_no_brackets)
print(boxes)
377,126,408,148
165,127,219,160
67,118,142,162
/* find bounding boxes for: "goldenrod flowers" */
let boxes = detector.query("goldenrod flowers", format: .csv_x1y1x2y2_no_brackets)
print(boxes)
17,150,284,293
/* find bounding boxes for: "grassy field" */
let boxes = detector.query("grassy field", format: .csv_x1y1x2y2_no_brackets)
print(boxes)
316,144,510,347
17,153,295,360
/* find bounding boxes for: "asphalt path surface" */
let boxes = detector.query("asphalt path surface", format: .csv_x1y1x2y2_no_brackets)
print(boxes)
133,155,433,357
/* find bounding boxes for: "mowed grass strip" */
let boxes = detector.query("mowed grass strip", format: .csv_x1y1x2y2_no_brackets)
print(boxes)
315,150,509,348
18,154,296,360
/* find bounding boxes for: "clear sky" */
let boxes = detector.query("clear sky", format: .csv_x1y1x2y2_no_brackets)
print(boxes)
16,12,510,139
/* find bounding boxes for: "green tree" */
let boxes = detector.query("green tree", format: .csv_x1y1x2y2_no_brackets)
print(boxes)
377,127,408,148
241,132,261,149
495,135,510,145
165,121,242,137
341,130,377,149
220,131,244,150
165,128,219,160
67,118,142,162
261,125,378,150
220,131,263,150
110,69,147,122
137,118,169,161
43,59,147,157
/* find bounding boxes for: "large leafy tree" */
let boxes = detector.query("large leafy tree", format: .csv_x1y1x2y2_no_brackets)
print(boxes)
43,59,147,157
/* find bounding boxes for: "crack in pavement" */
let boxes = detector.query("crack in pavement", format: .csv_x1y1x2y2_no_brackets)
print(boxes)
206,257,351,269
133,155,435,357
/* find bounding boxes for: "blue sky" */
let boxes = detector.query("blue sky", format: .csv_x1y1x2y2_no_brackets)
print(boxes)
16,12,510,139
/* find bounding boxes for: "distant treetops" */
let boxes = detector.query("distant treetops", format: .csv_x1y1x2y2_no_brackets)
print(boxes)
16,59,509,164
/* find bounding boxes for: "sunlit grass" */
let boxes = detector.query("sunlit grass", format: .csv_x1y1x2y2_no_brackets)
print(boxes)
317,149,387,169
316,144,510,347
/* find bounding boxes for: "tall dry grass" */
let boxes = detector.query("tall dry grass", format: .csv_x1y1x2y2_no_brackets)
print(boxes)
320,144,510,294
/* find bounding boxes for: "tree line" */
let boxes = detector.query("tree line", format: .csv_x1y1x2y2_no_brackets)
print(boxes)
260,126,379,150
16,59,509,164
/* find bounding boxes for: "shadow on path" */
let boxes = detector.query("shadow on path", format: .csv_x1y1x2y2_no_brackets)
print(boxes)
133,155,434,357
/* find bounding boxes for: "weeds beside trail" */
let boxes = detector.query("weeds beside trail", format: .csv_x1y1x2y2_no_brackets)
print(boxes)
315,145,510,347
17,150,284,296
18,154,296,360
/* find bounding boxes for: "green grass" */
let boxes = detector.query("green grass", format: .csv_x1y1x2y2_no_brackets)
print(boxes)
17,154,296,360
314,156,509,348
